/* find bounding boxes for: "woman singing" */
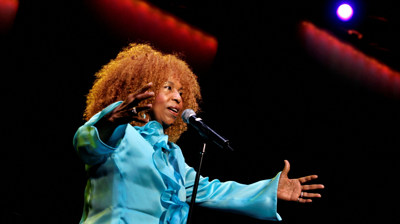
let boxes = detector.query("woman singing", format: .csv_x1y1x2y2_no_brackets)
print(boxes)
73,43,324,223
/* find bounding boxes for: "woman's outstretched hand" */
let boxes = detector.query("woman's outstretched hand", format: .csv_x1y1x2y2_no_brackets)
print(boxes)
108,82,154,125
277,160,324,203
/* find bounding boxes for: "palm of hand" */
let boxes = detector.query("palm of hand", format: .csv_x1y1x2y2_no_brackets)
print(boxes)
277,160,324,203
277,177,302,201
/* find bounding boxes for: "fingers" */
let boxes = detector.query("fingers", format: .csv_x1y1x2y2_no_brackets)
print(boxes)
281,160,290,178
297,192,322,203
134,90,154,101
301,192,322,198
298,198,313,203
298,175,318,184
126,82,153,106
131,104,152,123
133,104,152,113
130,83,155,105
302,184,325,191
109,83,154,125
297,191,322,203
135,82,153,95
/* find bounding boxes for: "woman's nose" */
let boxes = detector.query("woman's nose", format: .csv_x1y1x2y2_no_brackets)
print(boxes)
172,90,182,104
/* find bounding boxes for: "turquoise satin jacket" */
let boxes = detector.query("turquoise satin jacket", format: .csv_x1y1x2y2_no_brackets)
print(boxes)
73,101,282,223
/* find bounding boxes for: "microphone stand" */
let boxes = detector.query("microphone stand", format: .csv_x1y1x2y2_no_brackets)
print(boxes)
187,142,207,224
185,115,233,223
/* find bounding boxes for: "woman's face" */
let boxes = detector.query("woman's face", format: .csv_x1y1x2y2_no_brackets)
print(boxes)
149,76,183,130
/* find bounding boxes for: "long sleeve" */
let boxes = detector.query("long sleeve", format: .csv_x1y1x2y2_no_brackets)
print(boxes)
73,101,125,165
184,164,282,221
73,101,283,223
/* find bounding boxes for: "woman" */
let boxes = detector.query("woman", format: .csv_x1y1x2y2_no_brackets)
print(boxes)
73,43,324,223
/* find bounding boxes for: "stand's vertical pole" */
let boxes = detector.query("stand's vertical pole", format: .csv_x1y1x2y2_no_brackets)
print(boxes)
187,142,207,224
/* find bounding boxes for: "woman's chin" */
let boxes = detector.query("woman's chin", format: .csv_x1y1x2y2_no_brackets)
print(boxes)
162,121,176,130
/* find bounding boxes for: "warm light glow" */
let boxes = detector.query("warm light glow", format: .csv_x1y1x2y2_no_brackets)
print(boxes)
337,4,353,21
300,21,400,98
0,0,19,35
87,0,218,71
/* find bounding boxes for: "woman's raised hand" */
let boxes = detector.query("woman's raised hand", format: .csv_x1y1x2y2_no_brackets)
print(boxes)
108,82,154,125
94,83,154,143
277,160,324,203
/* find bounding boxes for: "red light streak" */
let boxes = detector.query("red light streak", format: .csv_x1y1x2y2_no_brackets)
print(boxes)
300,21,400,98
0,0,19,36
87,0,218,71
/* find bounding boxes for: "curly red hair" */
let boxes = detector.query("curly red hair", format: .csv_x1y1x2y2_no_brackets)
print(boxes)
84,43,201,142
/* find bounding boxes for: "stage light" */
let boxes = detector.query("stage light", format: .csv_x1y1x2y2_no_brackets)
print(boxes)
87,0,218,71
300,21,400,98
0,0,19,36
337,4,353,21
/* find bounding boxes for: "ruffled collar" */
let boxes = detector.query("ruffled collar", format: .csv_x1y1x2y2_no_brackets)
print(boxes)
134,121,188,223
134,121,172,151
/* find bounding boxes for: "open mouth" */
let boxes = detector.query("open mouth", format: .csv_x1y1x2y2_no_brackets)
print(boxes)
168,107,179,116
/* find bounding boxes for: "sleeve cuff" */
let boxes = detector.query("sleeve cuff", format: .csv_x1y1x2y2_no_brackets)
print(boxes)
268,171,282,221
73,101,125,164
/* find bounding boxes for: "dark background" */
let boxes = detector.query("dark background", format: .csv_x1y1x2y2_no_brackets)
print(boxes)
2,0,399,223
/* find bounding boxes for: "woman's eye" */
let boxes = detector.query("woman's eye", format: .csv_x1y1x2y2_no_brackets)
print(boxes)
179,92,183,96
164,86,172,90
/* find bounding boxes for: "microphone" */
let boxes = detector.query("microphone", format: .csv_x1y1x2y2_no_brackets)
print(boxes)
182,109,234,151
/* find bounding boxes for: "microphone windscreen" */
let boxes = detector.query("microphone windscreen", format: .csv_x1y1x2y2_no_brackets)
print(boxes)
182,109,196,124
